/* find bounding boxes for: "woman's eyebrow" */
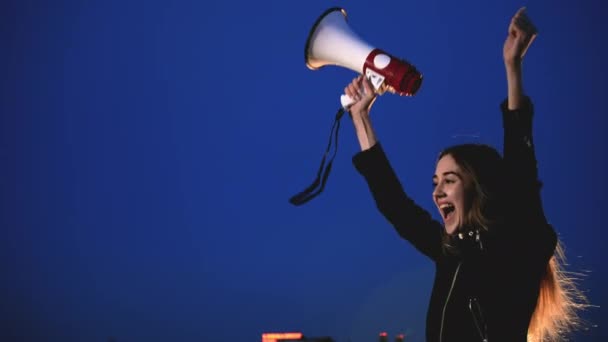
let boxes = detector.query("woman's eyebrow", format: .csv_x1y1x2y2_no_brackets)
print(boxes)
432,171,461,180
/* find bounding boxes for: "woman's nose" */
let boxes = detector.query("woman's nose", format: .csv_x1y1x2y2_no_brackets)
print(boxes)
433,185,445,198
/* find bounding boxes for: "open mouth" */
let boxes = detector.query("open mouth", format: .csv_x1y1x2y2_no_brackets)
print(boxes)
439,203,455,221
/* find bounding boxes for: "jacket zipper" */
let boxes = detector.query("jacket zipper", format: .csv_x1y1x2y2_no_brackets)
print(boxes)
469,298,488,342
439,262,461,342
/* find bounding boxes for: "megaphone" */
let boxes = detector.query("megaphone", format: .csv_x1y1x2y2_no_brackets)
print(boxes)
305,7,423,108
289,7,423,206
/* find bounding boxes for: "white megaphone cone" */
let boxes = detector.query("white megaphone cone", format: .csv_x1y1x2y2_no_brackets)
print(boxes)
305,7,423,108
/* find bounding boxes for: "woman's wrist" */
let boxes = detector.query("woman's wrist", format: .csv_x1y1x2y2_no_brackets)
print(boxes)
351,112,376,151
504,56,522,68
350,109,370,124
505,59,522,74
505,62,524,110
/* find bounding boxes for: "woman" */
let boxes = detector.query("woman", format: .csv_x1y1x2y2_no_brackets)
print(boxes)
346,8,584,342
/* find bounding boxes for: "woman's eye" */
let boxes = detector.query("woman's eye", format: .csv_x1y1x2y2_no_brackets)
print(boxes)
445,179,455,184
432,182,437,188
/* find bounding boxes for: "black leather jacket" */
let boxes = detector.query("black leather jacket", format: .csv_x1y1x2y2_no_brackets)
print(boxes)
352,98,557,342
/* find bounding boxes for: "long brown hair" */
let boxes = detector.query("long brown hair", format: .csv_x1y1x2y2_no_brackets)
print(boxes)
527,242,589,341
438,144,587,341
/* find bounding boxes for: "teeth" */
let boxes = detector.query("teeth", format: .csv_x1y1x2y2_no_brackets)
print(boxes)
439,204,454,209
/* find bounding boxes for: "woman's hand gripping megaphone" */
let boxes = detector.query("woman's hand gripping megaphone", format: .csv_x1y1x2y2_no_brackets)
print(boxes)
344,75,378,116
341,70,387,110
343,75,379,151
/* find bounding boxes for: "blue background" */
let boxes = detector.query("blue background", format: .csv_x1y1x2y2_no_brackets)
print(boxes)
1,0,606,341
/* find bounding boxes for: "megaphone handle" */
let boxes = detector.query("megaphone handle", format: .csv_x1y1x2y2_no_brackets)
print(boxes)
341,70,384,110
340,94,355,109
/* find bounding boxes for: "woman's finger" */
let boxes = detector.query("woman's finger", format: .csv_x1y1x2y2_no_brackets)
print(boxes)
515,16,537,36
348,83,360,101
516,6,526,15
513,7,537,34
520,33,537,57
345,84,355,99
360,84,370,98
513,7,527,20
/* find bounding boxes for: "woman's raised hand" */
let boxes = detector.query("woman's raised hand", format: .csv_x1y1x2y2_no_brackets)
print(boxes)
503,7,538,67
345,75,377,119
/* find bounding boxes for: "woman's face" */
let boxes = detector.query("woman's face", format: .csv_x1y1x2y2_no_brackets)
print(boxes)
433,154,468,234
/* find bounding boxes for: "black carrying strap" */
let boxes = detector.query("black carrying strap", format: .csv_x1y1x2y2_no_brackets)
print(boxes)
289,107,346,206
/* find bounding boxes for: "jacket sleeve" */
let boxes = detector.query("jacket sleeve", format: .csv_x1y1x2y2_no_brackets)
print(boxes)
353,143,443,261
501,97,557,261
